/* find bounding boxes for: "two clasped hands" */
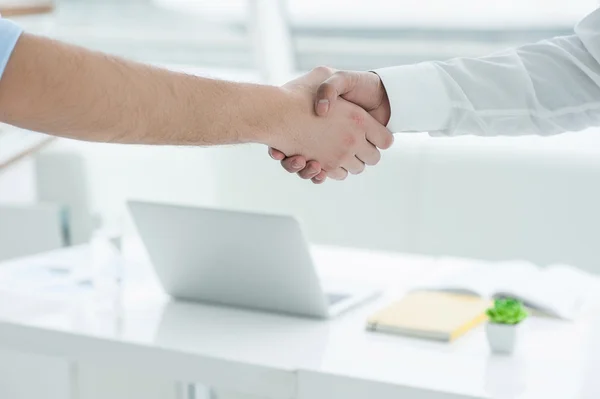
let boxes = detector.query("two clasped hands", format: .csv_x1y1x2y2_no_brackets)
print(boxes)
265,66,393,184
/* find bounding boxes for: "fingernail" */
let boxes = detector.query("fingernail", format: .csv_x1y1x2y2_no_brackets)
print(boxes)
292,160,302,168
314,175,323,181
317,99,329,114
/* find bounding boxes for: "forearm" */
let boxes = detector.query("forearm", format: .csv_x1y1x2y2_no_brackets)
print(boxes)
0,31,285,145
375,8,600,137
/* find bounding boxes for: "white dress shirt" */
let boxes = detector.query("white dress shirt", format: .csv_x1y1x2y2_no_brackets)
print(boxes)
375,8,600,136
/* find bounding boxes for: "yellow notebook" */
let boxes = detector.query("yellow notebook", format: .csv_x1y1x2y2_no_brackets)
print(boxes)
366,291,490,342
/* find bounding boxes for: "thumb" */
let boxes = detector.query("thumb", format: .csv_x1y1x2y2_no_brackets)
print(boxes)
314,71,358,117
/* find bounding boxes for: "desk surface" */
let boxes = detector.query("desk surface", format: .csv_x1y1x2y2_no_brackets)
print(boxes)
0,240,599,399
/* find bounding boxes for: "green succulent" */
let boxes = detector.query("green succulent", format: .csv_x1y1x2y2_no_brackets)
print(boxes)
486,298,528,325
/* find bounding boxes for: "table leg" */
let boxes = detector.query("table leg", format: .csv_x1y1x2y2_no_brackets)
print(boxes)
176,383,217,399
210,389,269,399
176,383,194,399
176,383,269,399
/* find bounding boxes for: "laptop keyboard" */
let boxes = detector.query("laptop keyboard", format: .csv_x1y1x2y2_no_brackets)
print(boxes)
327,293,350,305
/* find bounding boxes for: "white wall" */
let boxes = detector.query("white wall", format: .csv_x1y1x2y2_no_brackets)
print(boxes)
43,139,220,235
36,129,600,274
206,133,600,273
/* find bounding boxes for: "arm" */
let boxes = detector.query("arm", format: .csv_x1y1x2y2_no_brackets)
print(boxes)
270,8,600,182
0,27,286,145
0,21,392,177
374,7,600,136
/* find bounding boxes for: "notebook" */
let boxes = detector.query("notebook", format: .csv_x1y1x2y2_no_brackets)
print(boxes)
416,259,598,320
366,291,490,342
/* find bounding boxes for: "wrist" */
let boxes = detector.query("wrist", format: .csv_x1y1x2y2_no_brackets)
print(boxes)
248,85,297,147
379,83,391,126
370,71,391,126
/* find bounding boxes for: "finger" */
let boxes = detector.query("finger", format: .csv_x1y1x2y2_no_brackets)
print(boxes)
315,71,358,117
311,171,327,184
341,156,366,175
268,147,286,161
328,168,349,181
356,141,381,166
365,114,394,150
281,156,307,173
297,160,322,179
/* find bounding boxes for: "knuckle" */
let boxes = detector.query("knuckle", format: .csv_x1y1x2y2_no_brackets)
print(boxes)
299,167,317,179
306,161,320,172
381,133,394,149
312,65,334,76
365,150,381,166
332,70,352,84
370,150,382,165
328,169,342,180
281,160,297,173
269,148,282,160
351,164,365,175
342,133,357,149
349,109,366,128
323,161,337,171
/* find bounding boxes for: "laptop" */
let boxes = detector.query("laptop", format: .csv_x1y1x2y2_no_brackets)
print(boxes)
128,200,380,318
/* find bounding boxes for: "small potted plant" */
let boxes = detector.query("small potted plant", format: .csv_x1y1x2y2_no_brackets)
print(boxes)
485,298,528,354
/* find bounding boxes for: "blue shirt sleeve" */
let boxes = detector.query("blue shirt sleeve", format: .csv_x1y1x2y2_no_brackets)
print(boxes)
0,18,23,80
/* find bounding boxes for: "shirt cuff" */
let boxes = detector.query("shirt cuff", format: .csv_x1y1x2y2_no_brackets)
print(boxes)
373,63,452,134
0,19,23,80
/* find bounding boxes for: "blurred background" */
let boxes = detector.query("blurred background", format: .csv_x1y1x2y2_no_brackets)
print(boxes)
2,0,600,272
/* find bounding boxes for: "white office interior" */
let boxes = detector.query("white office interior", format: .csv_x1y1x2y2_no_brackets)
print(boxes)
2,1,600,398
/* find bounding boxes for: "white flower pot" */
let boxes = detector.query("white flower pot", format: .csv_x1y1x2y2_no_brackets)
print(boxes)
485,322,523,354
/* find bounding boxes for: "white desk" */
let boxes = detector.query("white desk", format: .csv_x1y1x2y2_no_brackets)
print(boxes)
0,241,599,399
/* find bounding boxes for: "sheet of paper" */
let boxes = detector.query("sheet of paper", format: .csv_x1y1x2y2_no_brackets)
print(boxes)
417,258,595,320
418,257,506,298
0,245,95,293
531,264,599,318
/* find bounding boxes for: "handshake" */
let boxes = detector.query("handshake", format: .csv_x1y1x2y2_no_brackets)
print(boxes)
264,66,393,184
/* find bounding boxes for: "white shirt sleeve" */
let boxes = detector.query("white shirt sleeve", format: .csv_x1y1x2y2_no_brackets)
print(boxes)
374,8,600,136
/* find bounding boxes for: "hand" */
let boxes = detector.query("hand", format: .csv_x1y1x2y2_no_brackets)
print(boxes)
264,67,393,180
269,68,392,183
